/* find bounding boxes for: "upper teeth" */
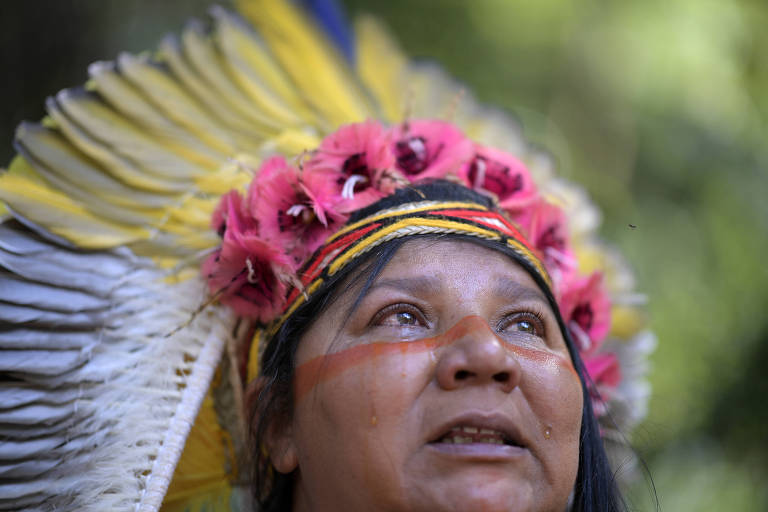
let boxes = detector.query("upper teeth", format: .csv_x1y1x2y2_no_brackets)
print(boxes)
452,426,501,435
439,426,507,445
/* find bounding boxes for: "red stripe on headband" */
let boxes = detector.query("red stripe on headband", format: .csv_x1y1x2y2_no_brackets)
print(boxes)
429,209,537,252
283,223,382,312
297,222,382,289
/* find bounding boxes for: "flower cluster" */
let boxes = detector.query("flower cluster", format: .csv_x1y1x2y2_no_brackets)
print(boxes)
204,119,618,395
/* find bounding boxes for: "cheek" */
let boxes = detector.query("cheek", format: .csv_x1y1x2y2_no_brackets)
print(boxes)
520,356,583,436
291,349,435,497
295,347,435,425
519,356,583,486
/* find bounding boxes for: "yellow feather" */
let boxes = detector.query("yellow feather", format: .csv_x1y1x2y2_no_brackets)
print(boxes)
0,162,148,248
400,64,464,121
246,329,262,384
355,15,409,122
194,166,252,196
53,88,212,179
237,0,374,128
117,52,239,155
180,23,284,133
166,196,219,228
3,151,47,184
45,95,194,194
158,33,269,145
611,306,646,340
269,128,321,155
160,485,232,512
86,61,230,169
212,6,318,127
17,122,176,212
161,392,233,512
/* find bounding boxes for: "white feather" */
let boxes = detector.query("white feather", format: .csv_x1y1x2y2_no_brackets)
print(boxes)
0,329,104,350
0,218,235,510
0,273,108,311
0,303,104,327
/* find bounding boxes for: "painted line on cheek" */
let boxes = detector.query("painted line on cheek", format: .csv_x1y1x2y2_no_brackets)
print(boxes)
504,342,580,380
294,317,490,400
294,338,433,402
294,315,578,401
453,316,579,380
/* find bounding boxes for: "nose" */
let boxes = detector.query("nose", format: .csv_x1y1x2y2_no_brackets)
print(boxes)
435,317,521,393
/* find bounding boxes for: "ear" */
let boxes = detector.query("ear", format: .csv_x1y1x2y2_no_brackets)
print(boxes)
267,421,299,474
247,376,299,474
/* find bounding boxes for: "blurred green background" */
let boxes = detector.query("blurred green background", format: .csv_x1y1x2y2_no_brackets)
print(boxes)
2,1,766,509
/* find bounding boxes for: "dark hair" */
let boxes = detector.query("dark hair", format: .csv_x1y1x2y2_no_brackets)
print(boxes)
249,181,630,512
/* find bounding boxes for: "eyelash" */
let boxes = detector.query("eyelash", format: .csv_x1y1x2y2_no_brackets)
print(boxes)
370,303,428,328
497,308,547,339
370,303,547,339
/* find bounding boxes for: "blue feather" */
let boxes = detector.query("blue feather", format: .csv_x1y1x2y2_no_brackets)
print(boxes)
299,0,355,62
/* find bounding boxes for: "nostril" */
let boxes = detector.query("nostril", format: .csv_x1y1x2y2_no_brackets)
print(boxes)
455,370,471,381
493,371,510,383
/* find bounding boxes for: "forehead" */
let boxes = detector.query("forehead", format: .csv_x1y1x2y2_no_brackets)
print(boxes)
295,236,560,362
375,238,545,295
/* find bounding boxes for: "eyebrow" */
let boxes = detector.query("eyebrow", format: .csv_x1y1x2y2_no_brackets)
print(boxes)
365,275,548,304
366,276,442,296
493,277,549,304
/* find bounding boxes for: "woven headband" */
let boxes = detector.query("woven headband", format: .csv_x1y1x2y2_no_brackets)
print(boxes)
266,199,552,340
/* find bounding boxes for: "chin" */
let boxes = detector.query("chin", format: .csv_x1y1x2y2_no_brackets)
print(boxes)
444,493,536,512
424,478,537,512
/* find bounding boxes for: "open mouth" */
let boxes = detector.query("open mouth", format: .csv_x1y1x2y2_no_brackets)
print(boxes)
432,425,523,448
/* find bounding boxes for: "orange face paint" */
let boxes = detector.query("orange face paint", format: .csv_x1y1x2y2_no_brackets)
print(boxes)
294,315,578,402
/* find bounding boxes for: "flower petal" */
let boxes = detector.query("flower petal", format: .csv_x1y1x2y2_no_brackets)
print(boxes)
459,145,538,210
391,119,474,180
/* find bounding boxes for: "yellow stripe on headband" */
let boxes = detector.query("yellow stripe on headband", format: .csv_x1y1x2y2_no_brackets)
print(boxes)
507,239,552,289
326,200,488,243
263,278,325,341
328,216,501,275
284,278,325,320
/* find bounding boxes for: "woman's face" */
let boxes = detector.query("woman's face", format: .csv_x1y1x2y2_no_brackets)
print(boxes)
271,239,583,512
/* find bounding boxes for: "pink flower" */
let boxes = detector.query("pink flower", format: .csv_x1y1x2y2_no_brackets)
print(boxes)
202,229,294,323
249,156,346,265
210,189,257,238
459,146,538,211
560,272,612,355
203,188,295,322
307,121,402,212
584,353,622,391
390,120,474,181
521,199,576,286
584,352,622,415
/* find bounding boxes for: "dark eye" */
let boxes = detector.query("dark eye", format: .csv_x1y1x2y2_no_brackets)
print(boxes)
390,311,419,326
513,319,536,334
500,312,545,338
372,304,426,328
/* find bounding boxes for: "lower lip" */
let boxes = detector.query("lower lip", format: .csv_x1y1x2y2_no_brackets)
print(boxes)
426,442,527,461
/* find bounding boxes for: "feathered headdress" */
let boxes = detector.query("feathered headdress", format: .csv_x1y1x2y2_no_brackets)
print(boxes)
0,1,654,510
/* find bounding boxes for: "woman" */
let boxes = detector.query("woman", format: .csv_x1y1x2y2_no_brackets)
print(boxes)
200,144,629,510
0,2,651,510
